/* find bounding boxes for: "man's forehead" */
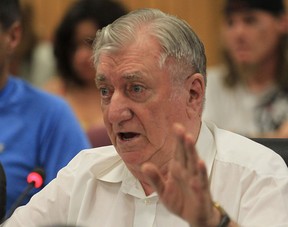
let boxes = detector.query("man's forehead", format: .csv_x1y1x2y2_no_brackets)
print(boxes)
97,52,119,66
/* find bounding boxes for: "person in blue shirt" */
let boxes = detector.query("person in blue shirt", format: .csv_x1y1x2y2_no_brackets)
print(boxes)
0,0,90,217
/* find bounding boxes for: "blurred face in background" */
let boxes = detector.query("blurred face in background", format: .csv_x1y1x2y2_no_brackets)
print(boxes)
0,21,21,86
0,24,8,78
222,10,287,67
72,20,97,83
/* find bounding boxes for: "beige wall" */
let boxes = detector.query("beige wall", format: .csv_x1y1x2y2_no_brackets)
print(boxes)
19,0,288,67
20,0,75,41
120,0,223,66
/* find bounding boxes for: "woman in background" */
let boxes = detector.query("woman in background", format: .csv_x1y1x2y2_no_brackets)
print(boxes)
45,0,128,147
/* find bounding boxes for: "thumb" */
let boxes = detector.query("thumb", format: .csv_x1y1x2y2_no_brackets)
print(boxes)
141,163,165,195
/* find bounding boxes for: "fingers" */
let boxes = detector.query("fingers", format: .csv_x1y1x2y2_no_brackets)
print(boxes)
173,123,188,167
198,160,209,189
173,123,199,175
185,133,199,175
188,160,209,192
141,162,165,195
172,123,209,192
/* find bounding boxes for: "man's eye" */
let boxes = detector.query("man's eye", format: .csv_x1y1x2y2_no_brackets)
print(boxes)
131,85,144,93
100,87,110,97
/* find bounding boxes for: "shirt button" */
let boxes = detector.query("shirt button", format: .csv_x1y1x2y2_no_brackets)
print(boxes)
144,199,151,205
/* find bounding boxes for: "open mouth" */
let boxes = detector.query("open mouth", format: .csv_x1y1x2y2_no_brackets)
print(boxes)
118,132,140,141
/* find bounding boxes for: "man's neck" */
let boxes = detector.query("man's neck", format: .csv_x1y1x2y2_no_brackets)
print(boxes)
127,157,171,196
0,70,8,91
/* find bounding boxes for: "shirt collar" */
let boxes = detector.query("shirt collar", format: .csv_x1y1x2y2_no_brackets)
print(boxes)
98,161,156,198
195,121,217,178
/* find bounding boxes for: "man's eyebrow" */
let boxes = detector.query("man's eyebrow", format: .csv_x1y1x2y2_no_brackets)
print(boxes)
95,71,144,87
95,74,106,87
123,71,143,81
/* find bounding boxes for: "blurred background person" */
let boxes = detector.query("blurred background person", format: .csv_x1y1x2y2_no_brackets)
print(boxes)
0,0,90,217
44,0,128,147
7,0,56,87
203,0,288,138
8,1,38,82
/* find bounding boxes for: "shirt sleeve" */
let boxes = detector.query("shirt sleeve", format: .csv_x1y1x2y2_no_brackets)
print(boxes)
1,159,79,227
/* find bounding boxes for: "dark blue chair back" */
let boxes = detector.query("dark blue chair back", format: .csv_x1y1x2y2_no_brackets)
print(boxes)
251,138,288,166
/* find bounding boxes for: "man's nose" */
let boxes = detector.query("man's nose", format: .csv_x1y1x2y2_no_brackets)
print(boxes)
107,92,133,125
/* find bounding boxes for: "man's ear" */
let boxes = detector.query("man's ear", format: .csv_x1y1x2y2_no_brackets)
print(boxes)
6,21,22,55
185,73,205,118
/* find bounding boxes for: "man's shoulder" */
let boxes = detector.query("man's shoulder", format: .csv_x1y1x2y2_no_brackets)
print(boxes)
211,124,288,175
10,76,71,112
54,146,125,184
65,146,122,174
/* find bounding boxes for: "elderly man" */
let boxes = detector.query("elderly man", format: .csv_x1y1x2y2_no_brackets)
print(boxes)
2,8,288,227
